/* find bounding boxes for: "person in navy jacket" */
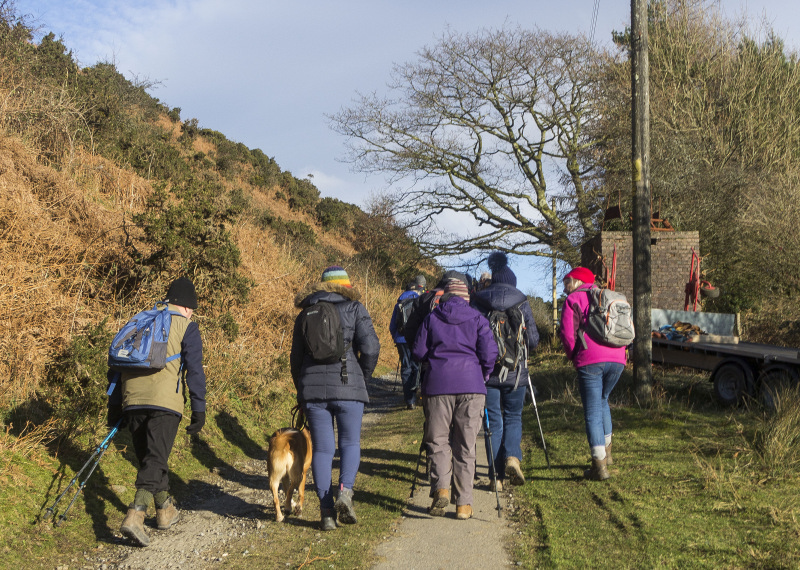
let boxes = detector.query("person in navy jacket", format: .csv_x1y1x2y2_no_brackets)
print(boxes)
389,275,426,409
472,253,539,490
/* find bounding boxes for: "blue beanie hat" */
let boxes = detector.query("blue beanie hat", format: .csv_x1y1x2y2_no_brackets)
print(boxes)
488,252,517,287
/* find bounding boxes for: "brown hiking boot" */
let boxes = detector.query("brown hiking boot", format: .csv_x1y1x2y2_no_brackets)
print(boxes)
456,505,473,520
428,488,449,516
584,456,611,481
605,443,613,466
489,479,503,492
156,496,180,530
505,456,525,486
120,505,149,547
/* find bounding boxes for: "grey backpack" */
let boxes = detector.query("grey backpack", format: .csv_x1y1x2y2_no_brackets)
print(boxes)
583,287,635,347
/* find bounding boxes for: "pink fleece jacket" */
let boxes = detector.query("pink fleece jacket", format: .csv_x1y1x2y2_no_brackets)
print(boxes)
559,284,627,368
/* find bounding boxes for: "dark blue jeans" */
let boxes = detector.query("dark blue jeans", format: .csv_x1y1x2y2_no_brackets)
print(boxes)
304,400,364,510
576,362,624,448
483,383,526,481
395,342,419,405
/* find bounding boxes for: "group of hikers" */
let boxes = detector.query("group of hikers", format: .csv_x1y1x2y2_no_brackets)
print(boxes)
105,253,627,545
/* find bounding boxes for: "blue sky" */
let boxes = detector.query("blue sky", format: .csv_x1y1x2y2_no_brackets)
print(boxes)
16,0,800,297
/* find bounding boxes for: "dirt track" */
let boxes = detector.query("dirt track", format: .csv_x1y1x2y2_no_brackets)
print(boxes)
79,376,514,569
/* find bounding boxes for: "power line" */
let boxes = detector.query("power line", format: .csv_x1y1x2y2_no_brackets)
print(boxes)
589,0,601,48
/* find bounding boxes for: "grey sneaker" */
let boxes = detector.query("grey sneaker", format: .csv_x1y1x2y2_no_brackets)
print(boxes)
335,486,358,524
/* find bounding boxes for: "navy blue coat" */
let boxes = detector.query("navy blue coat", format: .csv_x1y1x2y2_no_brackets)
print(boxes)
471,283,540,388
290,282,380,403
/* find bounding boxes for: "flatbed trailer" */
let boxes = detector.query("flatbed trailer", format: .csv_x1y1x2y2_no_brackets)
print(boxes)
650,310,800,406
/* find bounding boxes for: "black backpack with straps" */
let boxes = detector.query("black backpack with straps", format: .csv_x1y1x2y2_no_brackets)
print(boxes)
298,301,352,382
478,299,528,384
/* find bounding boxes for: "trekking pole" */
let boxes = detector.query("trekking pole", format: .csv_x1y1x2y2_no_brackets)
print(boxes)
409,439,426,499
483,410,502,517
44,422,120,526
526,375,551,469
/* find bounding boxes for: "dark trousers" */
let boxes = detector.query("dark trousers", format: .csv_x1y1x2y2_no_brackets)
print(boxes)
396,342,420,405
127,410,181,494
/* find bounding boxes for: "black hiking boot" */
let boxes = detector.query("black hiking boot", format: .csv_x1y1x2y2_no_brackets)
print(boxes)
320,508,337,531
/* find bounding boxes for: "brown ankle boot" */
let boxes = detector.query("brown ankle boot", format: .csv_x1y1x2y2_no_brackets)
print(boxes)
605,443,613,466
120,505,149,546
584,456,610,481
505,456,525,486
428,488,449,516
456,504,473,520
156,496,180,530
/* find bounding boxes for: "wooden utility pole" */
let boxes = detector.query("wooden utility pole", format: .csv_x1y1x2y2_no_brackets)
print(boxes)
552,199,558,345
631,0,653,397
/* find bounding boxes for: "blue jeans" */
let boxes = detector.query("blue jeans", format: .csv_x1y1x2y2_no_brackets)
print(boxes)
483,383,526,480
396,342,419,405
576,362,624,448
304,400,364,509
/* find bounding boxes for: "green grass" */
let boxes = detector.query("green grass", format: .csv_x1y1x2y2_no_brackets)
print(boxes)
3,358,799,569
512,354,800,569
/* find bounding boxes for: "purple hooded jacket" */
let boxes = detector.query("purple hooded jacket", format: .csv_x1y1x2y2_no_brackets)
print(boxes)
412,296,498,396
559,283,627,368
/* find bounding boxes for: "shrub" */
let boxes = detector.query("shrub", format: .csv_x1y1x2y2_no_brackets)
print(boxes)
129,178,252,302
43,320,113,426
315,197,361,233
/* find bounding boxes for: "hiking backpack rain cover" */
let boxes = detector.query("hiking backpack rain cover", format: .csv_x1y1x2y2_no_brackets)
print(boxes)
583,287,635,347
486,301,527,384
108,302,183,371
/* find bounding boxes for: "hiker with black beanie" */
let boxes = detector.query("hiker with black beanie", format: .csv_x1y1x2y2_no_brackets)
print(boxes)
107,276,206,547
472,252,539,490
290,265,380,531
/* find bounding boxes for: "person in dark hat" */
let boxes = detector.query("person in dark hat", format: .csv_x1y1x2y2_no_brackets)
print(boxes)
107,277,207,547
412,278,497,519
390,275,427,409
290,265,380,531
471,252,539,490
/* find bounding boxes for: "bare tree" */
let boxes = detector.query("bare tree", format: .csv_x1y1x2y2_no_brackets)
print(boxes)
330,27,603,266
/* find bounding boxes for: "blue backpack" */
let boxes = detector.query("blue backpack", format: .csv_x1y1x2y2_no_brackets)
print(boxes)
108,302,183,371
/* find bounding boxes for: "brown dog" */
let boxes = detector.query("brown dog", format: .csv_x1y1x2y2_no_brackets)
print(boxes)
267,427,312,522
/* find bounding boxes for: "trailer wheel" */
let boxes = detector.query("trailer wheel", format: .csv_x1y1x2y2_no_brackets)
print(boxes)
758,364,799,412
712,359,754,406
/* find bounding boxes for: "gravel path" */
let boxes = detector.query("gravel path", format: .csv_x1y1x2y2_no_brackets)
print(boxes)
370,379,515,569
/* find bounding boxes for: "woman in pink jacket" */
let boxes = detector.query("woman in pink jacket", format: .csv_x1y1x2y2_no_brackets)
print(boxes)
559,267,627,480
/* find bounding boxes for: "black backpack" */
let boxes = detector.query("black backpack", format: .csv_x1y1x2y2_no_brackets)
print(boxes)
485,301,527,384
298,301,351,381
395,296,417,337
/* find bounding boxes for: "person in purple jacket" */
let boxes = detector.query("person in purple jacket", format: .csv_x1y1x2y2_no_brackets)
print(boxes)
412,276,498,520
559,266,627,481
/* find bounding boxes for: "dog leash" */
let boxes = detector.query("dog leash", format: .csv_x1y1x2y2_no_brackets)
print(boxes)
291,405,307,431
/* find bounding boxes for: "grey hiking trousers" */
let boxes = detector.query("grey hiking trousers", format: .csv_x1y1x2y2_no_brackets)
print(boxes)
424,393,485,506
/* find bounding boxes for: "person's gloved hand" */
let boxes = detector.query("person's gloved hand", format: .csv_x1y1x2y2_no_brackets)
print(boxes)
106,404,126,428
186,411,205,435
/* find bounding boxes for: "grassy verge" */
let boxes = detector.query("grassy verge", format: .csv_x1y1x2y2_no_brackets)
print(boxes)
511,353,800,569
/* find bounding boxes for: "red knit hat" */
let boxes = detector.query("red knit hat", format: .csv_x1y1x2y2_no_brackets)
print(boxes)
564,267,595,284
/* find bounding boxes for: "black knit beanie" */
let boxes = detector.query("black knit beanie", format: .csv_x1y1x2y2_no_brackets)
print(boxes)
166,277,198,309
488,252,517,287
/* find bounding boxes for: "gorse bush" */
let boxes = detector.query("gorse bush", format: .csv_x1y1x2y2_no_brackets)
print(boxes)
43,320,113,426
130,178,252,303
